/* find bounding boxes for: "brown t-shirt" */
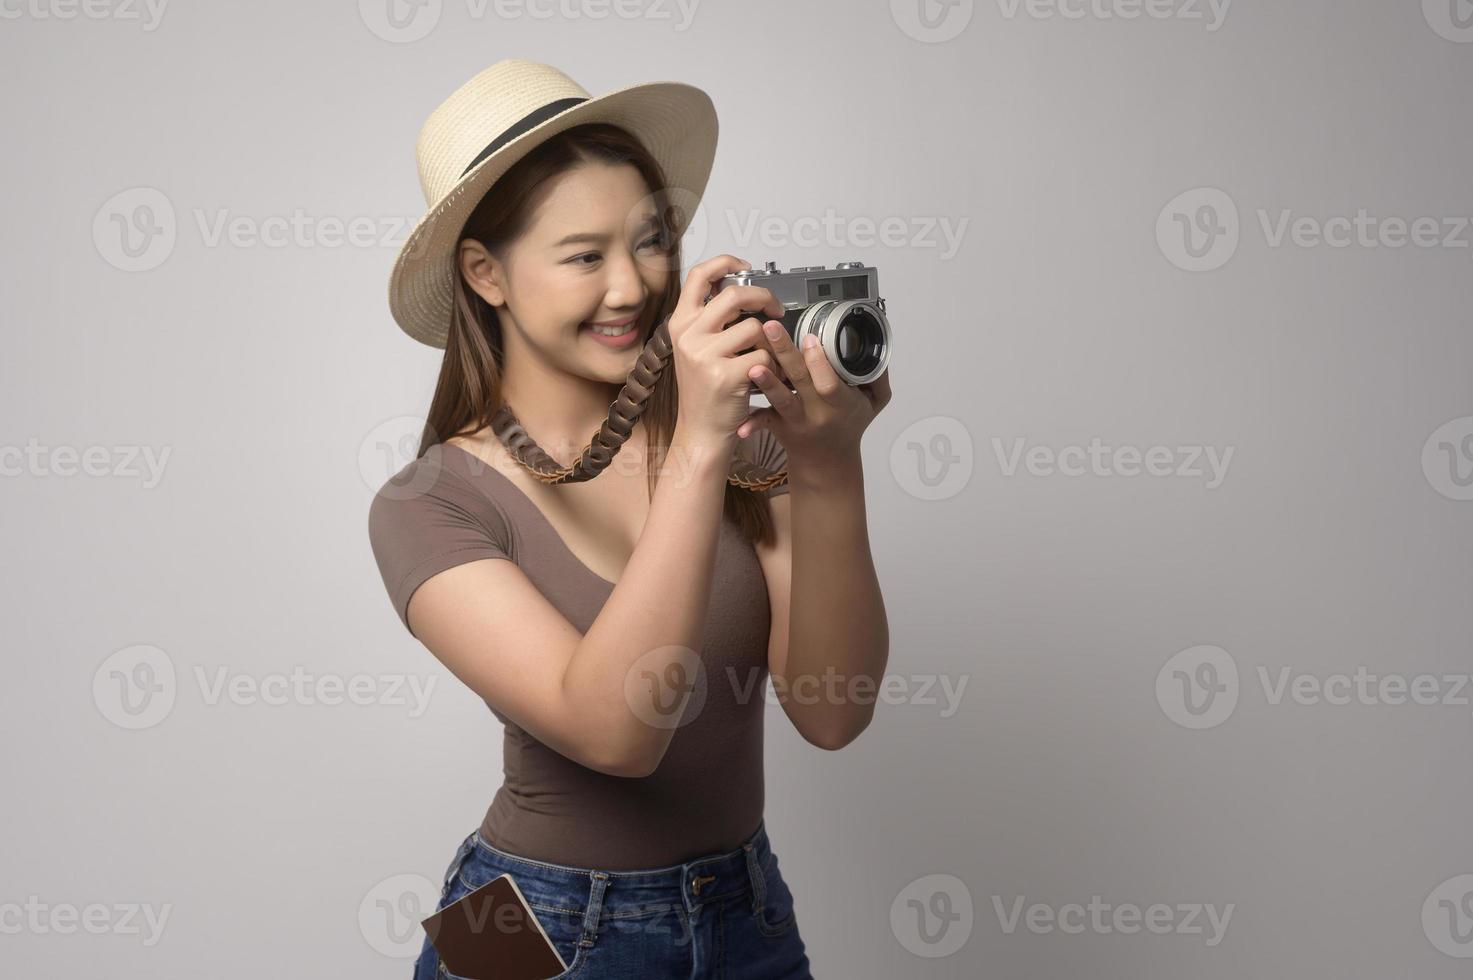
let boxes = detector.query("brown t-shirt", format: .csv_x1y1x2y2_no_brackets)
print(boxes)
367,428,789,870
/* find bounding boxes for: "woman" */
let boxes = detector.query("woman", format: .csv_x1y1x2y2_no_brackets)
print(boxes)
369,60,891,979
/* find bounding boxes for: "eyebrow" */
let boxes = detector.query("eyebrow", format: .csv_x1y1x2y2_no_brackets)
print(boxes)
552,213,659,248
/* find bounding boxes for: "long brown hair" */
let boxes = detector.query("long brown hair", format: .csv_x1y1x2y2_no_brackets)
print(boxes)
416,122,776,544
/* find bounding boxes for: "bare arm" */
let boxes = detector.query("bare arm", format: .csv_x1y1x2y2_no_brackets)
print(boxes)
407,423,735,777
404,254,788,778
776,455,889,749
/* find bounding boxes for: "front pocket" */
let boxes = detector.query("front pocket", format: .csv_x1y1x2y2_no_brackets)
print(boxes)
755,901,797,937
447,859,591,977
753,850,798,938
436,938,585,980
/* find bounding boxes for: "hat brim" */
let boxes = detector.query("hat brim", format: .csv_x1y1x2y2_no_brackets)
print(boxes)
388,80,718,348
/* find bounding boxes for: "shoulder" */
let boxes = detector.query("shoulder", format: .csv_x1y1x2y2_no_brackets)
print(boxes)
367,444,514,561
366,444,518,634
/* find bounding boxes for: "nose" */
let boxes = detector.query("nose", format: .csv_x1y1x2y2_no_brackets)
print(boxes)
601,250,649,316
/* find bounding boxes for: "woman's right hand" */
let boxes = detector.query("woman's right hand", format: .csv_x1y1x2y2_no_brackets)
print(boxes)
665,254,786,447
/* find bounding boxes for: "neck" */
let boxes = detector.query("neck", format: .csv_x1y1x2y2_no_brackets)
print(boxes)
496,349,625,467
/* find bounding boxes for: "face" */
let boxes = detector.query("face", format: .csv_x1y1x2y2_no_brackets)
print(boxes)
459,161,673,385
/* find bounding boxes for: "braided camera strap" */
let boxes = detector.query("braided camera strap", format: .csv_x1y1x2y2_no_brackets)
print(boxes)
489,316,789,492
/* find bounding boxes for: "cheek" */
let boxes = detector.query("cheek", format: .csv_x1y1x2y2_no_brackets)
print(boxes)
640,267,671,307
518,266,595,332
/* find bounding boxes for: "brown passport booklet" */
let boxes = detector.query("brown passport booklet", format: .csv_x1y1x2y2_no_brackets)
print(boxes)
422,873,570,980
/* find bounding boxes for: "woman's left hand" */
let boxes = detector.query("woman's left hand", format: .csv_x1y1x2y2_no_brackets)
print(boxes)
736,319,892,465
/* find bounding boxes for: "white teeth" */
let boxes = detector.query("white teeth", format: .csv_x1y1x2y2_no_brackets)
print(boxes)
589,322,635,337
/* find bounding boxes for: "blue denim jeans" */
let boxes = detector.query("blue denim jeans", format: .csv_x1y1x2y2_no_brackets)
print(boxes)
412,818,814,979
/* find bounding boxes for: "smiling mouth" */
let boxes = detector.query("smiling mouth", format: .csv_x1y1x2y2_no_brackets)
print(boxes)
580,311,643,339
585,319,638,337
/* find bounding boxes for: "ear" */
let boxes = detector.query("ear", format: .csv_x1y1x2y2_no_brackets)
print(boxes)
458,239,506,308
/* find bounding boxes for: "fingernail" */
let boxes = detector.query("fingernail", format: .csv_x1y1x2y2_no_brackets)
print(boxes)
763,321,782,339
802,334,819,349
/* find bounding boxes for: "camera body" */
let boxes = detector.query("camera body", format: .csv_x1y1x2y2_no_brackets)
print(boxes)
712,261,892,386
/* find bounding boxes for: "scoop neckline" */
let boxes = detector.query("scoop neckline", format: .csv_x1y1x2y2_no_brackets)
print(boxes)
437,439,622,590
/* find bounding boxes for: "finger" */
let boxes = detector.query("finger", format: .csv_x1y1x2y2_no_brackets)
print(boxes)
747,358,803,418
868,367,892,409
675,255,751,321
708,316,773,358
736,406,778,440
800,334,843,400
695,285,786,336
730,347,777,385
756,320,811,394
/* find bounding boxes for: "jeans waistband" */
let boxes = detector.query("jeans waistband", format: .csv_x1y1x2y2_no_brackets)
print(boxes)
456,818,776,921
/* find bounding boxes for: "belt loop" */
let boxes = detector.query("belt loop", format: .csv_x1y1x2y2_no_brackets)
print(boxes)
579,872,609,947
443,833,477,895
742,845,767,916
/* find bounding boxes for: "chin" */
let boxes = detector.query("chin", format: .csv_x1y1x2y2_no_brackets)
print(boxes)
590,359,638,384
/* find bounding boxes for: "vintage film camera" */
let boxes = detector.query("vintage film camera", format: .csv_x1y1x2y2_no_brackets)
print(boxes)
712,261,892,388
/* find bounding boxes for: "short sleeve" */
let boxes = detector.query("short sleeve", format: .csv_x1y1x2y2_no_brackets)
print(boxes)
743,427,790,499
367,453,514,637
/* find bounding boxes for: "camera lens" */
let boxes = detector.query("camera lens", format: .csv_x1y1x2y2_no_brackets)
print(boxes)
834,307,885,378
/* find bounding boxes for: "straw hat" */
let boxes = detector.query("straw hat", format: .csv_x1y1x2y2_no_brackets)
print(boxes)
388,59,719,348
